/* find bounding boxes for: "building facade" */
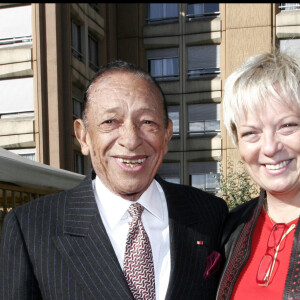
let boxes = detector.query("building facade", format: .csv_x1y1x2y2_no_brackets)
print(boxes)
0,3,300,193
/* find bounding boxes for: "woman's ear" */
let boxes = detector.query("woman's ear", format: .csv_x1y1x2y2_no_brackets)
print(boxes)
74,119,90,156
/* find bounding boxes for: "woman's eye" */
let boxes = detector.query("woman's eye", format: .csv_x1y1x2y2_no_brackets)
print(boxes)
283,123,297,128
239,130,259,142
279,123,298,134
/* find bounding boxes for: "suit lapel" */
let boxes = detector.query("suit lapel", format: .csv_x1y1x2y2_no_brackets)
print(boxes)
158,178,212,300
52,173,133,300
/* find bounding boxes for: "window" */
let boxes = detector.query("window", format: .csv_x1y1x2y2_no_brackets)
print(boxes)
188,45,220,78
168,106,180,136
189,161,220,193
72,86,84,120
279,3,300,10
280,39,300,58
147,48,179,81
0,5,32,45
147,3,178,24
187,3,219,19
72,98,82,119
10,148,36,161
88,34,99,71
0,78,34,116
158,162,180,184
188,103,220,136
74,151,84,174
71,19,83,61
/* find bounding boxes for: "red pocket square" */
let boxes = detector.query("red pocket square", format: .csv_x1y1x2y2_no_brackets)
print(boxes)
203,250,222,279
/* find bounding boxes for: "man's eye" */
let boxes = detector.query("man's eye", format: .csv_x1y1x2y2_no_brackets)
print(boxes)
144,120,153,124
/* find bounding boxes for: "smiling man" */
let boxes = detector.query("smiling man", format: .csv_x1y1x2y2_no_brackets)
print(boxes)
0,61,228,300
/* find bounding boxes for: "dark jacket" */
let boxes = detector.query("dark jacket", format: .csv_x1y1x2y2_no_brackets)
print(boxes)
0,171,228,300
217,190,300,300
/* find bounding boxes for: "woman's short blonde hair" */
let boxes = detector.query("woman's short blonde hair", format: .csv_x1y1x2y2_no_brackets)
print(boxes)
223,51,300,146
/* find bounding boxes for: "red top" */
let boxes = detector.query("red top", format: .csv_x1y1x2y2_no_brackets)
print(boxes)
232,208,298,299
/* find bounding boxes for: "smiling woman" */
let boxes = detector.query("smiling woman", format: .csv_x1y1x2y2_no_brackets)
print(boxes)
217,51,300,300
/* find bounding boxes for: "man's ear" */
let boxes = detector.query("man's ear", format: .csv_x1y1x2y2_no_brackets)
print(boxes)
74,119,90,156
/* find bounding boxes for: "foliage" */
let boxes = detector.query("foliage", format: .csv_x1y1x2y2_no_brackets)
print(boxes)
216,159,260,211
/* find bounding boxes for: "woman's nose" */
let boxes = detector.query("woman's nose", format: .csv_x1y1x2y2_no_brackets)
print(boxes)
262,131,283,157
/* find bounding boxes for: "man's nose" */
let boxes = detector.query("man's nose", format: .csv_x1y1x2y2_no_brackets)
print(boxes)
118,121,143,150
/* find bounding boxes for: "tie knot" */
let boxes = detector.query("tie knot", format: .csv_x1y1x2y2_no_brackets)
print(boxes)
128,203,144,219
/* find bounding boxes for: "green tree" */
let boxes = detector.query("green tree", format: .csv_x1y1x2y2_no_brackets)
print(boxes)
216,159,260,210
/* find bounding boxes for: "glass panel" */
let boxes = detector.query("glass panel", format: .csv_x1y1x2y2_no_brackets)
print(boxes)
188,3,204,16
280,39,300,58
204,3,219,14
0,5,32,40
188,104,220,135
164,3,178,18
73,98,82,119
188,45,220,77
158,162,180,183
9,149,36,161
0,78,34,114
150,59,163,77
74,152,84,174
168,106,180,135
189,122,204,134
164,57,179,77
187,3,219,17
190,170,220,192
191,174,206,190
280,3,300,10
88,35,99,71
148,3,162,20
71,20,82,60
164,177,180,184
148,3,178,23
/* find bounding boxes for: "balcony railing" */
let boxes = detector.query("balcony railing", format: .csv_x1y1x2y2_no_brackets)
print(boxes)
279,3,300,10
188,68,220,78
0,36,32,46
188,120,221,136
0,182,56,236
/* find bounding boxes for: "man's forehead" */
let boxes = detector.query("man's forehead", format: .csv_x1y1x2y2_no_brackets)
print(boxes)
88,71,161,102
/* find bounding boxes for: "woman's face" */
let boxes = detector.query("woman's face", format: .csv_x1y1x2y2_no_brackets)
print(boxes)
237,96,300,199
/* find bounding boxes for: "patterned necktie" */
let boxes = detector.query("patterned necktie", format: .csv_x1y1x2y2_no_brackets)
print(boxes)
123,203,156,300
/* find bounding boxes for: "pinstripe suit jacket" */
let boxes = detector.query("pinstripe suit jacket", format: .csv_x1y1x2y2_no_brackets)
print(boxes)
0,171,228,300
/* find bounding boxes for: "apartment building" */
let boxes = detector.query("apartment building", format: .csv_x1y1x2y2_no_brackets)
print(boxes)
0,3,299,194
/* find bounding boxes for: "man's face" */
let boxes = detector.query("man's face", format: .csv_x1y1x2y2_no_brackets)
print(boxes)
75,71,173,201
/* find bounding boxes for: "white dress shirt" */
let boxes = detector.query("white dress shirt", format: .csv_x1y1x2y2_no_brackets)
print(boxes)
93,176,170,300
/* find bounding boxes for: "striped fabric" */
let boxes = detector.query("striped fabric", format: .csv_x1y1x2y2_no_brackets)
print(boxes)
0,171,228,300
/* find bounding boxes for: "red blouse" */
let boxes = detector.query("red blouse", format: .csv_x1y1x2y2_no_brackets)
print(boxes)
232,208,298,299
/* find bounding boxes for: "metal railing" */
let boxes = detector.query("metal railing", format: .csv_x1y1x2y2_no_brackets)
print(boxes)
0,36,32,46
0,182,58,235
279,3,300,10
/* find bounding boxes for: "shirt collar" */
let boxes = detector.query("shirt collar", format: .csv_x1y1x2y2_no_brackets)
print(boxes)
94,176,164,230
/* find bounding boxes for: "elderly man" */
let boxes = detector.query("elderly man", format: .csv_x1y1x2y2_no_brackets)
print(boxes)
0,61,228,300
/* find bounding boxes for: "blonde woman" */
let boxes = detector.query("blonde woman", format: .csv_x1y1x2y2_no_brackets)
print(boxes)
217,51,300,300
